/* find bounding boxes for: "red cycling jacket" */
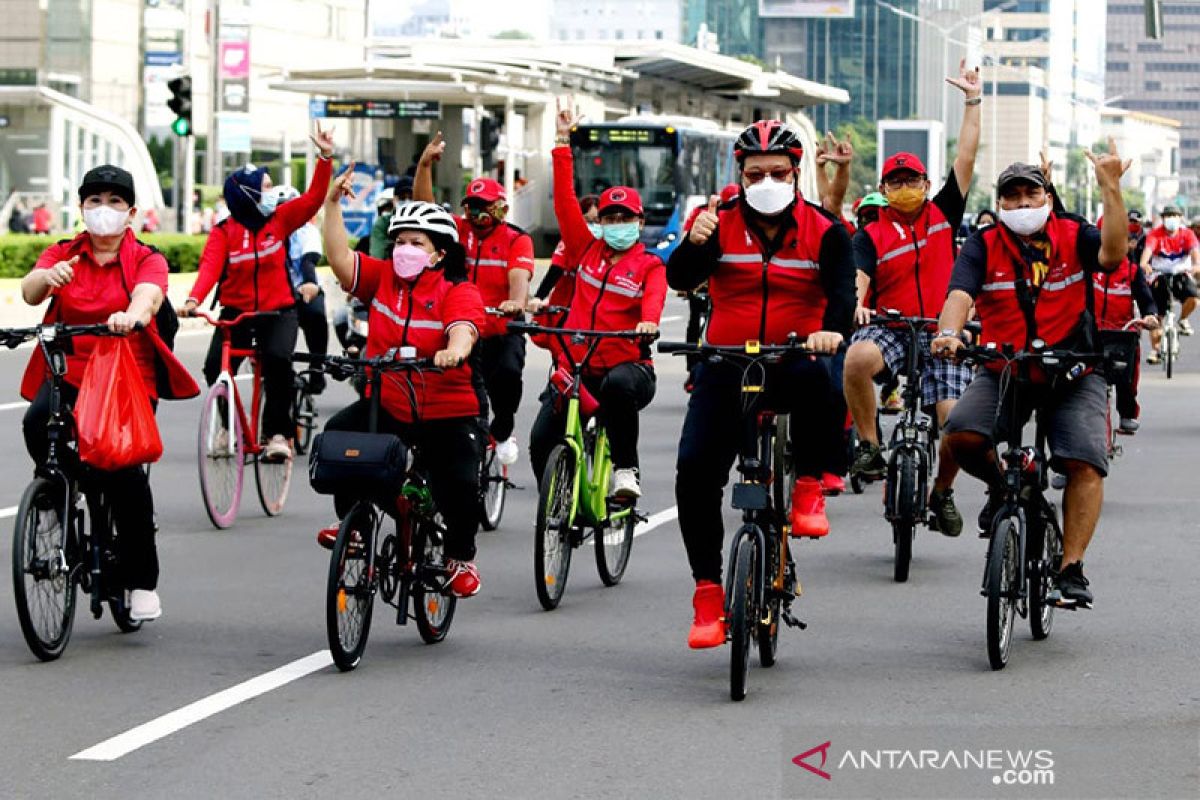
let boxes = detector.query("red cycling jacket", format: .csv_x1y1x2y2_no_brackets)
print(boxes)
188,157,331,311
21,230,199,401
552,147,667,374
863,202,955,318
1093,259,1139,330
456,217,534,336
348,253,486,422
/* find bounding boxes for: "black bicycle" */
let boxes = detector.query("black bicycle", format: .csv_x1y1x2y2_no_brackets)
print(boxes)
957,342,1111,670
660,337,833,701
296,350,457,672
8,323,145,661
292,367,321,456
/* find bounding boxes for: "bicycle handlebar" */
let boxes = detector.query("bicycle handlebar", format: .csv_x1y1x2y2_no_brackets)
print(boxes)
529,305,570,316
292,351,440,380
0,322,143,349
955,344,1109,368
657,339,844,357
507,320,659,341
190,309,280,328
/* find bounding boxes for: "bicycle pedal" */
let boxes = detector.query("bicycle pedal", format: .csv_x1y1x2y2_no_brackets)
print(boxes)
781,611,807,630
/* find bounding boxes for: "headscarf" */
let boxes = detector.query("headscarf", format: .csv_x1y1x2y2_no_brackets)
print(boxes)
223,164,270,231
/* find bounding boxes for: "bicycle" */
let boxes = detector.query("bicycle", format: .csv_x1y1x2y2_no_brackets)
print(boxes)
7,323,146,661
659,337,831,701
957,342,1111,670
507,317,651,611
292,367,321,456
477,307,522,532
295,349,457,672
192,309,293,528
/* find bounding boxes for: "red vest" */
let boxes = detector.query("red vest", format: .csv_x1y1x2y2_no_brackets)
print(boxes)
864,203,955,318
458,219,534,336
1094,259,1137,330
707,201,832,345
561,240,666,374
975,214,1090,359
364,268,484,422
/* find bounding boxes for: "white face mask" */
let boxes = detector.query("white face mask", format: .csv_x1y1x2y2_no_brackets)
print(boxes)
83,205,130,236
998,203,1051,237
1164,217,1182,233
743,178,795,216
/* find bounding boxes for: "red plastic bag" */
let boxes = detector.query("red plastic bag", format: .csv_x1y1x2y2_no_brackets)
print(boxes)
75,337,163,470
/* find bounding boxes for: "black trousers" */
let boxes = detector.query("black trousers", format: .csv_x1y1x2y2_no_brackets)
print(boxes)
684,292,710,371
325,401,483,561
23,383,158,591
203,306,299,438
296,293,328,391
675,357,838,584
476,332,526,441
529,362,656,484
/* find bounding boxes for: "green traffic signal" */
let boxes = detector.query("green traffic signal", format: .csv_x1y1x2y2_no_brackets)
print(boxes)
167,75,192,137
171,117,191,136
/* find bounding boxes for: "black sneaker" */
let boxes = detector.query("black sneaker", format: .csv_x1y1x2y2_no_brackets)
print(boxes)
977,492,1002,538
1054,561,1093,608
850,441,886,482
928,488,963,537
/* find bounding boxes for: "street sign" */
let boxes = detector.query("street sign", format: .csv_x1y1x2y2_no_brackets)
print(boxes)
310,99,441,120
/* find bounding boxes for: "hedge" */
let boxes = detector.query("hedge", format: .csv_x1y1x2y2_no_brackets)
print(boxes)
0,233,353,277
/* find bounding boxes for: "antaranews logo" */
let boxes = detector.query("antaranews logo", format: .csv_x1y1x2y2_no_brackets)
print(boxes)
792,741,832,781
790,741,1055,787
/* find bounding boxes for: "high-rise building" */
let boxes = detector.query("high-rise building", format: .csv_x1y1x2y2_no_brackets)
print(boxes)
683,0,759,56
551,0,681,42
1106,1,1200,206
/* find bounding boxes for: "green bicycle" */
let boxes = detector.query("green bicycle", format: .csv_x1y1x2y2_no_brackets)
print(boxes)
509,317,652,610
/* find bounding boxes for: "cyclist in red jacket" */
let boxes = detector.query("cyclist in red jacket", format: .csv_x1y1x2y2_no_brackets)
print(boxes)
181,124,335,462
527,99,667,500
20,165,199,623
318,166,487,598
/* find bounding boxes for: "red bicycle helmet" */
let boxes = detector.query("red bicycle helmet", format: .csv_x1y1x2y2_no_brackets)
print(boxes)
734,120,805,163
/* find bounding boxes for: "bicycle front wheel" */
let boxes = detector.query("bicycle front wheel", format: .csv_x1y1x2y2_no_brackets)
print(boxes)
729,532,758,701
595,508,635,587
12,478,76,661
892,453,918,583
478,445,507,532
1029,507,1063,640
326,504,378,671
535,444,575,610
414,520,457,644
254,449,293,517
985,514,1020,670
197,381,244,529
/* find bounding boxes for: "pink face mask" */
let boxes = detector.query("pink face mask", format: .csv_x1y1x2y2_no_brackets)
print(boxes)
392,243,433,280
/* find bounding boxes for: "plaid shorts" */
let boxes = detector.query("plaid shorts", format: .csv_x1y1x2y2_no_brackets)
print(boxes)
850,324,972,408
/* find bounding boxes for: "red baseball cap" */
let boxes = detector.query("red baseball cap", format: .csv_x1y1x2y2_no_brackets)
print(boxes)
881,152,928,180
598,186,643,216
463,177,506,203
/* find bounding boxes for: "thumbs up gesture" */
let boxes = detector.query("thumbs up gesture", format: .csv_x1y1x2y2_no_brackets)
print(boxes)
688,195,721,246
45,255,78,289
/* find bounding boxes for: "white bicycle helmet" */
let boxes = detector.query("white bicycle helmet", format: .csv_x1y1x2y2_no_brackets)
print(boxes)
272,185,301,204
374,187,395,208
387,201,459,243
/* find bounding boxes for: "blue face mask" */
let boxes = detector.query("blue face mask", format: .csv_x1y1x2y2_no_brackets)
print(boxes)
602,222,640,251
587,222,603,239
256,191,279,217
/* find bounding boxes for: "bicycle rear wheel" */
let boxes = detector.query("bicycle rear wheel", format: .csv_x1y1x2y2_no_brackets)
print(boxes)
985,514,1020,670
771,414,793,520
197,381,244,529
1029,506,1062,640
595,508,635,587
535,444,575,610
1165,326,1176,378
326,504,377,671
414,520,457,643
478,444,507,532
729,532,758,701
892,453,918,583
292,383,318,456
757,537,783,669
12,478,76,661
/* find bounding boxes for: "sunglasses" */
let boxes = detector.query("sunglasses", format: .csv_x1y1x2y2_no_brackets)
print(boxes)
742,167,796,184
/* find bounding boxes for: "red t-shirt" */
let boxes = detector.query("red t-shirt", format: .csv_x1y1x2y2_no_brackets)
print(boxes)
32,233,168,392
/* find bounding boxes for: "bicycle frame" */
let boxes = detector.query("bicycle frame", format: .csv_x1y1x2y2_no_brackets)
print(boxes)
194,310,275,456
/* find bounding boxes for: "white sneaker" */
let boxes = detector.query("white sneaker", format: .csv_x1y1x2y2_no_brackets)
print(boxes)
212,428,230,455
128,589,162,622
612,468,641,499
1179,319,1193,336
495,436,520,466
263,434,292,462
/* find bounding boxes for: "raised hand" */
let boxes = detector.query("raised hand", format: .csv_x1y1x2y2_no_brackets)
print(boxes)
688,195,721,246
946,58,982,99
420,131,446,167
326,160,357,204
816,131,836,165
1039,149,1054,182
1084,137,1131,189
555,96,584,139
310,122,335,159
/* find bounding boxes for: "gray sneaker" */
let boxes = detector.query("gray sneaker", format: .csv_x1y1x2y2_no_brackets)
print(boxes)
850,441,886,482
928,488,963,537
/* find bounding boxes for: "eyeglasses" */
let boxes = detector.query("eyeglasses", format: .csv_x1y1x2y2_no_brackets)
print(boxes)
883,175,926,190
742,167,795,184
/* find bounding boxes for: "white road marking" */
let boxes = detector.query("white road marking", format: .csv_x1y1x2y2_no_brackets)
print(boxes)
0,401,29,411
0,506,17,519
660,315,683,323
70,650,332,761
66,509,680,763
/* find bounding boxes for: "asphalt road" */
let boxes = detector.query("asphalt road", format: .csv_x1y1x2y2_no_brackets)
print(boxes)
0,296,1197,799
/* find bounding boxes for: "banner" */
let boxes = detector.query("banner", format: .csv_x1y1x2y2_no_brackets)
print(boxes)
758,0,854,18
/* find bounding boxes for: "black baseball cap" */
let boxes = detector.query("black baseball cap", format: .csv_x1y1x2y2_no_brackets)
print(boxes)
79,165,136,206
996,163,1047,194
1162,205,1183,217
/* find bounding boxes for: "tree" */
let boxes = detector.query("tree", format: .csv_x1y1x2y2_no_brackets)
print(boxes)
493,29,533,39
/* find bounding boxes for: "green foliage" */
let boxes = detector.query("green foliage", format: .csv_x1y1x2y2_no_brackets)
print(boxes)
493,29,534,39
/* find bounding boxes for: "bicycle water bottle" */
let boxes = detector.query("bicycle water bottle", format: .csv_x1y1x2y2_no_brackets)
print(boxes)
550,366,600,417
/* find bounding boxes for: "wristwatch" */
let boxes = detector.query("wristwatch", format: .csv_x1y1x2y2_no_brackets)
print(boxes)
939,328,960,338
965,97,982,107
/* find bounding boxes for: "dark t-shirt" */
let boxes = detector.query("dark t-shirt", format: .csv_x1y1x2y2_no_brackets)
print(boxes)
948,219,1103,298
853,168,968,277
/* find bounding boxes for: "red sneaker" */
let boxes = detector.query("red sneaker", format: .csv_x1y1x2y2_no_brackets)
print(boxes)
446,559,481,598
687,580,726,649
820,472,845,496
790,477,830,538
316,524,339,550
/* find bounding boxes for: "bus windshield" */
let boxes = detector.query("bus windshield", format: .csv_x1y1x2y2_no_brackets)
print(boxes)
571,135,677,226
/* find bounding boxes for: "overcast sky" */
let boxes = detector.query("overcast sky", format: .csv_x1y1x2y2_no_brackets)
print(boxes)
373,0,554,39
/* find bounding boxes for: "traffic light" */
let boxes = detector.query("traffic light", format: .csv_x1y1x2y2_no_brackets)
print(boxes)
480,115,502,170
167,76,192,136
